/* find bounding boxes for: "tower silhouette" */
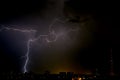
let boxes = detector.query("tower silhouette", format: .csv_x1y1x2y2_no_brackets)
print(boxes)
110,48,114,76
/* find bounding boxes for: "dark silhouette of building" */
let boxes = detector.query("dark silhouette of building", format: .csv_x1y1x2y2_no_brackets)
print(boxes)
0,71,119,80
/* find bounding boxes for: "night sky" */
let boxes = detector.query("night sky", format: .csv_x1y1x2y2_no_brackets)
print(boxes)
0,0,114,75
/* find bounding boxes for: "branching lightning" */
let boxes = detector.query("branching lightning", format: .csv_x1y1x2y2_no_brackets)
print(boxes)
24,39,31,73
0,18,79,73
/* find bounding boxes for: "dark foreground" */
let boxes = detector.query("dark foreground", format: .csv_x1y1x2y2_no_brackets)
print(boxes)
0,72,119,80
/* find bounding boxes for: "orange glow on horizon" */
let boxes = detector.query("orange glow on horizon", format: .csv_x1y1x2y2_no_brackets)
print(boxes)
72,78,82,80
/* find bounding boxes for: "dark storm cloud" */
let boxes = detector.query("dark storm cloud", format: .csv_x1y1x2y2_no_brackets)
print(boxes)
0,0,114,74
0,0,48,23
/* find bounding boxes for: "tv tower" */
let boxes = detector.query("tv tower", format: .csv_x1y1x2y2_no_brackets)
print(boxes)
110,48,114,76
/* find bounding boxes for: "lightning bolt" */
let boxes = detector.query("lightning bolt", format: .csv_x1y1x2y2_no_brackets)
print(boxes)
0,18,79,73
24,39,31,73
